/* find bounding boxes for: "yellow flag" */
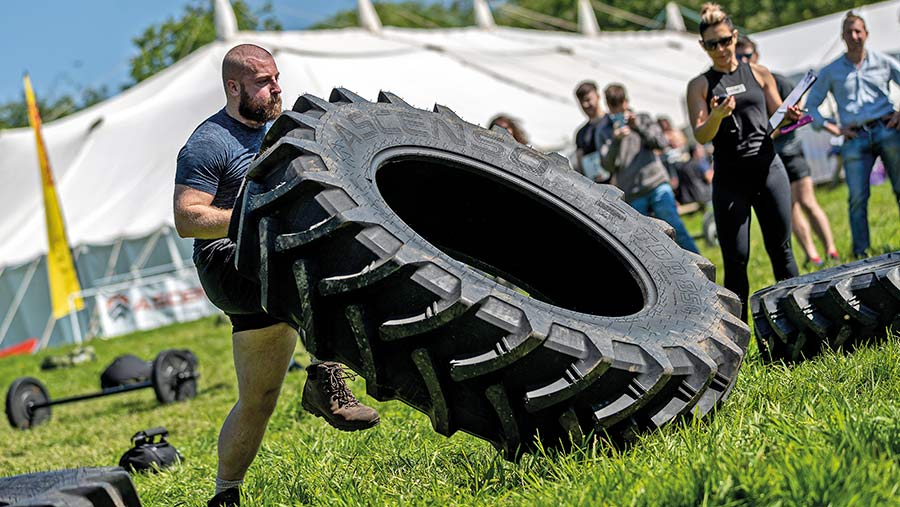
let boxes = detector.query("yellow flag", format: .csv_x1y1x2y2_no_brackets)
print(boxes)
23,74,84,319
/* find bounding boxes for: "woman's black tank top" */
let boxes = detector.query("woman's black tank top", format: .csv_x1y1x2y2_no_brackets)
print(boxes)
704,61,772,159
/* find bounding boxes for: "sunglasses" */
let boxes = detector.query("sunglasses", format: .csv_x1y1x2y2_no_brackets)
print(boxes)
737,52,754,60
701,34,734,51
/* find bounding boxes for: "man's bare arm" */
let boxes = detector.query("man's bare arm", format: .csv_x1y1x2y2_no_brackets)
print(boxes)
173,184,232,239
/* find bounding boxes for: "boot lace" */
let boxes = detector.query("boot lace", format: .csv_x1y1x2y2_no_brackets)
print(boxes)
324,364,360,408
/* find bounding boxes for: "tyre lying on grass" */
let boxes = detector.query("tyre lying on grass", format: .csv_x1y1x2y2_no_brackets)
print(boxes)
0,467,141,506
751,251,900,362
232,88,750,458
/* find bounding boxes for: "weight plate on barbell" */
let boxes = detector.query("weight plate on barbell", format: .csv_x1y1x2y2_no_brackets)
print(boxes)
152,350,198,404
5,377,51,429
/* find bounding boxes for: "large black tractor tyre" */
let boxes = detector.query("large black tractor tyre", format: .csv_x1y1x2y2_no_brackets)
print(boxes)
232,88,750,457
750,252,900,362
0,467,141,506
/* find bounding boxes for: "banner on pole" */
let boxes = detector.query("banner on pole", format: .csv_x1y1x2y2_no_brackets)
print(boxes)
96,271,217,338
23,74,84,319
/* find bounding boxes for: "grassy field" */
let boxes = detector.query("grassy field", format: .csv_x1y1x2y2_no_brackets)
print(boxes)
1,182,898,506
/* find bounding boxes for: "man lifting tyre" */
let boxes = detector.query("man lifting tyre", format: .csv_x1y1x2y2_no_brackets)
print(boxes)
173,44,379,507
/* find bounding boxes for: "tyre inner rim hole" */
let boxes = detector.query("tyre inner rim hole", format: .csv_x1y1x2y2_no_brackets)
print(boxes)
375,156,645,317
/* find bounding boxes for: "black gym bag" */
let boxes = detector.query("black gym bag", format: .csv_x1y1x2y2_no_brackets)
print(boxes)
118,427,183,473
100,354,153,389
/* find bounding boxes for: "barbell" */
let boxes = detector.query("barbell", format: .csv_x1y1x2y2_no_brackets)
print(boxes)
5,349,199,430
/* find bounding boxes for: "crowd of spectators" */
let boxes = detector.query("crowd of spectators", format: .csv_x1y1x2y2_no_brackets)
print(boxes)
486,6,899,322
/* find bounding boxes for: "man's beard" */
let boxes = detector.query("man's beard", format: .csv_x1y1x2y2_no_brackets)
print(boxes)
239,87,282,123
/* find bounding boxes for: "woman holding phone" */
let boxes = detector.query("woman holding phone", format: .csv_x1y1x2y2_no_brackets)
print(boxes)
686,3,802,321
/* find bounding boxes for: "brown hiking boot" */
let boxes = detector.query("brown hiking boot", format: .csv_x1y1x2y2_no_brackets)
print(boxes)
301,362,380,431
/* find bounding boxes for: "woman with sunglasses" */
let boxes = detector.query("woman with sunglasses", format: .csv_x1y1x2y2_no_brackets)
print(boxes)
736,36,840,268
686,3,802,321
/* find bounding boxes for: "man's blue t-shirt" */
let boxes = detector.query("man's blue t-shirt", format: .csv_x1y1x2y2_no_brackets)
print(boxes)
175,108,269,254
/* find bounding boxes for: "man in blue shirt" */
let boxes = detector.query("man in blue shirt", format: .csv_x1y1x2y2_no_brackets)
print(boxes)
805,11,900,258
174,44,378,507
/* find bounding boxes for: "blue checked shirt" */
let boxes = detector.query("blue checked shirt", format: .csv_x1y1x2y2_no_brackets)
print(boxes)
805,49,900,129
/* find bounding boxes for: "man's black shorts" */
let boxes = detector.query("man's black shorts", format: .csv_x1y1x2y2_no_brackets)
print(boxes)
194,238,297,333
779,152,811,183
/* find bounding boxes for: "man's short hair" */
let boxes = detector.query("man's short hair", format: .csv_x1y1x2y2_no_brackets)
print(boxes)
575,80,598,100
842,11,867,32
603,83,628,108
222,44,274,85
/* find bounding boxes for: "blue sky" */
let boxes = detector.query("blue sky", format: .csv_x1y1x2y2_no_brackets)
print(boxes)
0,1,447,103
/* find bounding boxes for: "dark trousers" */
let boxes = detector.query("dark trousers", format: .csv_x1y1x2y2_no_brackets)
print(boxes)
713,151,799,321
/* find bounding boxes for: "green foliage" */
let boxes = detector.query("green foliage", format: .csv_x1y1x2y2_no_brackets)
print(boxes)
1,185,898,505
513,0,882,33
0,0,881,130
0,1,280,130
0,86,108,130
315,0,881,34
128,0,282,85
311,1,472,29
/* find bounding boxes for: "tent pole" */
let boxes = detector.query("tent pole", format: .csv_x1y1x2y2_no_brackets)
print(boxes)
0,258,41,348
68,294,83,345
164,227,186,270
37,311,57,351
104,239,123,279
130,228,163,278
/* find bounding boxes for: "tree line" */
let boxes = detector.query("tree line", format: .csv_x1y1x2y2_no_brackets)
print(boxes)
0,0,279,129
1,0,876,129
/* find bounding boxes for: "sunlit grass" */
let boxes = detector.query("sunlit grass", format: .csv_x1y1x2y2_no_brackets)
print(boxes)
1,183,898,506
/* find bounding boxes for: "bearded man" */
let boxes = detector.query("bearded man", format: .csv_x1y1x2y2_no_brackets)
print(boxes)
173,44,379,507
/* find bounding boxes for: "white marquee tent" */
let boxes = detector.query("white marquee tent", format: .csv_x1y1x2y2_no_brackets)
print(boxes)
0,0,713,350
1,0,897,350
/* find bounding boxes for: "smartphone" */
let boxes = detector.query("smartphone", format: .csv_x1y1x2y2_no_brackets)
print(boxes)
609,112,626,128
713,93,730,104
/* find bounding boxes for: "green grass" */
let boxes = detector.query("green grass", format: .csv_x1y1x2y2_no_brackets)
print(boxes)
680,178,900,291
1,183,899,506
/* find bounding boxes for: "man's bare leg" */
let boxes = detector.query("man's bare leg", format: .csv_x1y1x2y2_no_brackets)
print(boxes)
217,322,297,482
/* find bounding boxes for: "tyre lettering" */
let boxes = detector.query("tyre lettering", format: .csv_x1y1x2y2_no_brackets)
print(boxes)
334,122,363,148
432,117,466,146
646,243,673,260
664,261,687,275
654,269,672,287
398,112,430,137
510,147,548,176
680,305,702,315
346,112,379,139
372,110,402,135
331,141,353,162
471,130,504,156
676,280,702,311
594,200,626,223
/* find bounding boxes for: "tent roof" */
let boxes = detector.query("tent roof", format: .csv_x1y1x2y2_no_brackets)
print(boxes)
0,25,710,270
752,0,900,76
